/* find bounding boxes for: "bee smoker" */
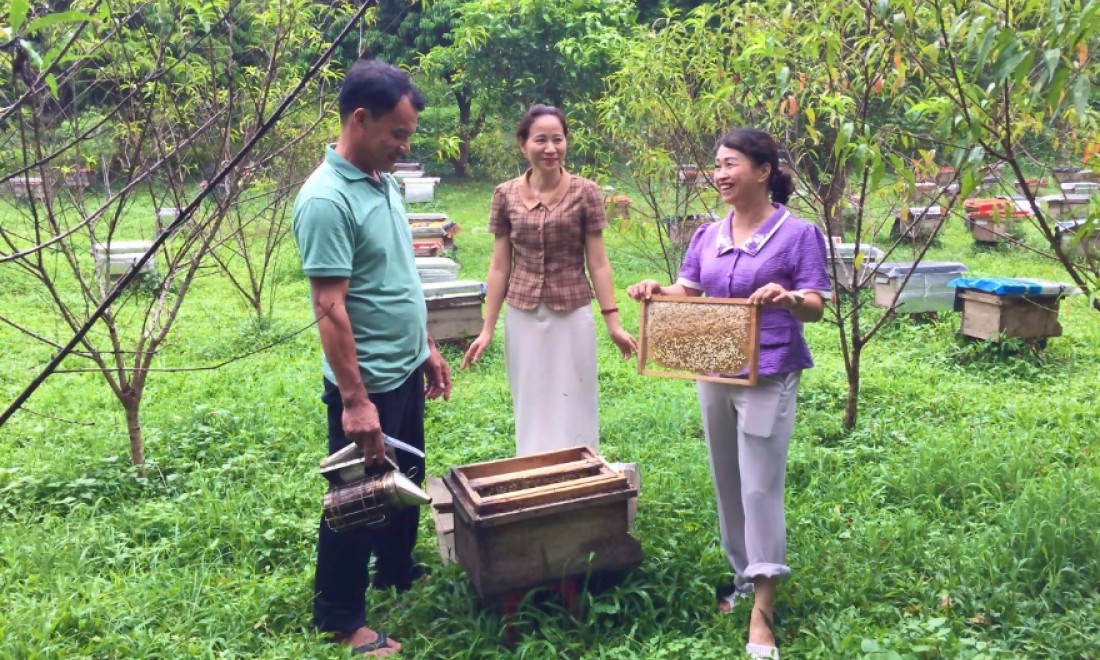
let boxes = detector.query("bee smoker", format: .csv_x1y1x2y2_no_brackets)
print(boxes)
319,441,431,532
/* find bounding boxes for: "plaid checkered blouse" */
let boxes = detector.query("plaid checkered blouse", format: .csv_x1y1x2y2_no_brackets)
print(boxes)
488,169,609,311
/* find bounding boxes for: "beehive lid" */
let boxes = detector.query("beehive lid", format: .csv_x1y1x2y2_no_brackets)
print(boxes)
875,262,968,279
422,280,486,299
1041,193,1092,205
407,212,449,222
444,447,634,528
1054,219,1090,234
416,257,459,283
906,205,943,218
92,240,154,258
827,243,885,261
1062,182,1099,193
947,277,1082,297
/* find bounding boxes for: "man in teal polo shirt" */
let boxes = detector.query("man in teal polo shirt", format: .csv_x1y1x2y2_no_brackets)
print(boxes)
292,59,451,657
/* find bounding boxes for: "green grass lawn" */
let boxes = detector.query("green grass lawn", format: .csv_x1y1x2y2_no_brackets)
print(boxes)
1,178,1098,658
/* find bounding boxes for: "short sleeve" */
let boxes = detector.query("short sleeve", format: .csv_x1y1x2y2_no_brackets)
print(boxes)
583,182,609,233
488,186,510,235
675,224,710,291
792,224,832,295
292,197,354,278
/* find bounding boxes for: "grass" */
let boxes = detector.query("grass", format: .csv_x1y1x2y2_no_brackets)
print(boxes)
1,177,1099,659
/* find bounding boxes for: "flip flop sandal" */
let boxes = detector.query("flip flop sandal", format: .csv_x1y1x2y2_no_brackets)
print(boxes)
352,631,392,655
745,642,779,659
716,581,753,612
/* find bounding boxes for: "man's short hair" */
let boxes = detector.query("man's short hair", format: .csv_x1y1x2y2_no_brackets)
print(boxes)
338,60,426,122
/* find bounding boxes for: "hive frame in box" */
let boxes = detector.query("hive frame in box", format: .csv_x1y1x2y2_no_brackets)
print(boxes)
638,294,761,386
443,446,641,599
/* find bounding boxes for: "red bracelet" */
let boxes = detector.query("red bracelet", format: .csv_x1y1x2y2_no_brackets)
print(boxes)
601,307,619,316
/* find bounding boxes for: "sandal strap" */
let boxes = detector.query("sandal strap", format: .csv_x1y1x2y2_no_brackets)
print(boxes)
716,581,738,600
352,631,389,654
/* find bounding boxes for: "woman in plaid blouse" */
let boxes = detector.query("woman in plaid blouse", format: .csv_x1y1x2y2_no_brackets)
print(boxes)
461,104,636,456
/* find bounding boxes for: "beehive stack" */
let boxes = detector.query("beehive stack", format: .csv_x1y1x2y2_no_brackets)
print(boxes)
963,198,1028,244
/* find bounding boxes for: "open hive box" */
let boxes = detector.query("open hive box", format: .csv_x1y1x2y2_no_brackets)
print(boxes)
444,447,641,599
638,295,761,386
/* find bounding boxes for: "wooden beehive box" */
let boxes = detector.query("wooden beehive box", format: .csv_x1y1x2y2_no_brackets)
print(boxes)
895,207,944,242
638,295,760,386
955,290,1063,340
444,447,641,599
968,215,1011,243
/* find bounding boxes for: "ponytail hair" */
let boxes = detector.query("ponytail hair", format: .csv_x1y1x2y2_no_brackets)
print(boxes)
716,128,794,204
770,166,795,205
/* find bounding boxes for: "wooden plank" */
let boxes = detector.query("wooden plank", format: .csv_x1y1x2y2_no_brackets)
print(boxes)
477,473,627,513
648,294,752,305
454,447,593,480
466,458,605,493
640,368,753,386
746,297,760,385
1002,296,1062,339
425,297,483,312
470,485,636,528
425,476,453,514
451,468,482,508
958,291,1003,339
873,279,896,309
426,306,483,342
637,293,650,377
426,477,456,564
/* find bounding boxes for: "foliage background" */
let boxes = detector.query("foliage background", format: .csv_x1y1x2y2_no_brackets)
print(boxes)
3,182,1100,658
2,0,1100,657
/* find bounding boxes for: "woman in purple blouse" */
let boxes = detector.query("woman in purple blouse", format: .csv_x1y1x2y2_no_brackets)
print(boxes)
628,128,831,660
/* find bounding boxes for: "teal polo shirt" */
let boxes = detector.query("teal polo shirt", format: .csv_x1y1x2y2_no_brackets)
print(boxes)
292,146,428,393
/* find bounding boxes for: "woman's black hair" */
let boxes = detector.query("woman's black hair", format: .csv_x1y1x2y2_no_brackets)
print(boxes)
716,128,795,204
516,104,569,142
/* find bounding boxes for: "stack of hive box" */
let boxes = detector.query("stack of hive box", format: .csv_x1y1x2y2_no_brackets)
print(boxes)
963,197,1030,244
414,256,486,343
408,212,460,257
394,162,442,204
1044,168,1098,257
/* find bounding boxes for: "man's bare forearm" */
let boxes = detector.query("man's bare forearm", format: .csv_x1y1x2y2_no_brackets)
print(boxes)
311,281,369,405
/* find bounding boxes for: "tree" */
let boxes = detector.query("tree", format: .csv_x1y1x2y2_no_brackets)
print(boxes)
0,0,359,465
602,0,974,429
418,0,636,176
874,0,1100,310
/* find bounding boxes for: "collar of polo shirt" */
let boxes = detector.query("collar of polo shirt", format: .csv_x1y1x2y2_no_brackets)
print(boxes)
324,145,383,184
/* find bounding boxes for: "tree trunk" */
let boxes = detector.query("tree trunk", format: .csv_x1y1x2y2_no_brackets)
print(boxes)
844,344,860,429
453,139,470,178
123,394,145,467
452,90,473,178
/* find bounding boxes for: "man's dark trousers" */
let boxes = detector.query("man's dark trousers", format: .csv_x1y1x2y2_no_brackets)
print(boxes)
313,365,425,634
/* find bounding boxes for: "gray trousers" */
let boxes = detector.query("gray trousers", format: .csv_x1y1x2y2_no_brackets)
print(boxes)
697,372,801,592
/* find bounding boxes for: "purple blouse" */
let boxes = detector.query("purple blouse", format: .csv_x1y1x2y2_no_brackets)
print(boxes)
676,204,831,376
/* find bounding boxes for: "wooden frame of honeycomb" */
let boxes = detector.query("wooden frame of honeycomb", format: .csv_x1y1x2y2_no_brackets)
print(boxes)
637,295,761,386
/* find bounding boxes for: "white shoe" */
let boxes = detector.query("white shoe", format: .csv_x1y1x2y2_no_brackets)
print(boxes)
745,643,779,659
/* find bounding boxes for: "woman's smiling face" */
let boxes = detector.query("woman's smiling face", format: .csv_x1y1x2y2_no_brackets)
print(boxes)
713,145,771,205
519,114,568,175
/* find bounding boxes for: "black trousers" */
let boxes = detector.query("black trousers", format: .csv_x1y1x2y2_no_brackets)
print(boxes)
312,366,425,634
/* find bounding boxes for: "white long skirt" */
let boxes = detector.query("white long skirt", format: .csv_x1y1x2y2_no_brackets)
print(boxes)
504,303,599,456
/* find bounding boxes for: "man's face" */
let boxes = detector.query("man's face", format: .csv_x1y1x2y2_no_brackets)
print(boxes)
352,95,419,173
